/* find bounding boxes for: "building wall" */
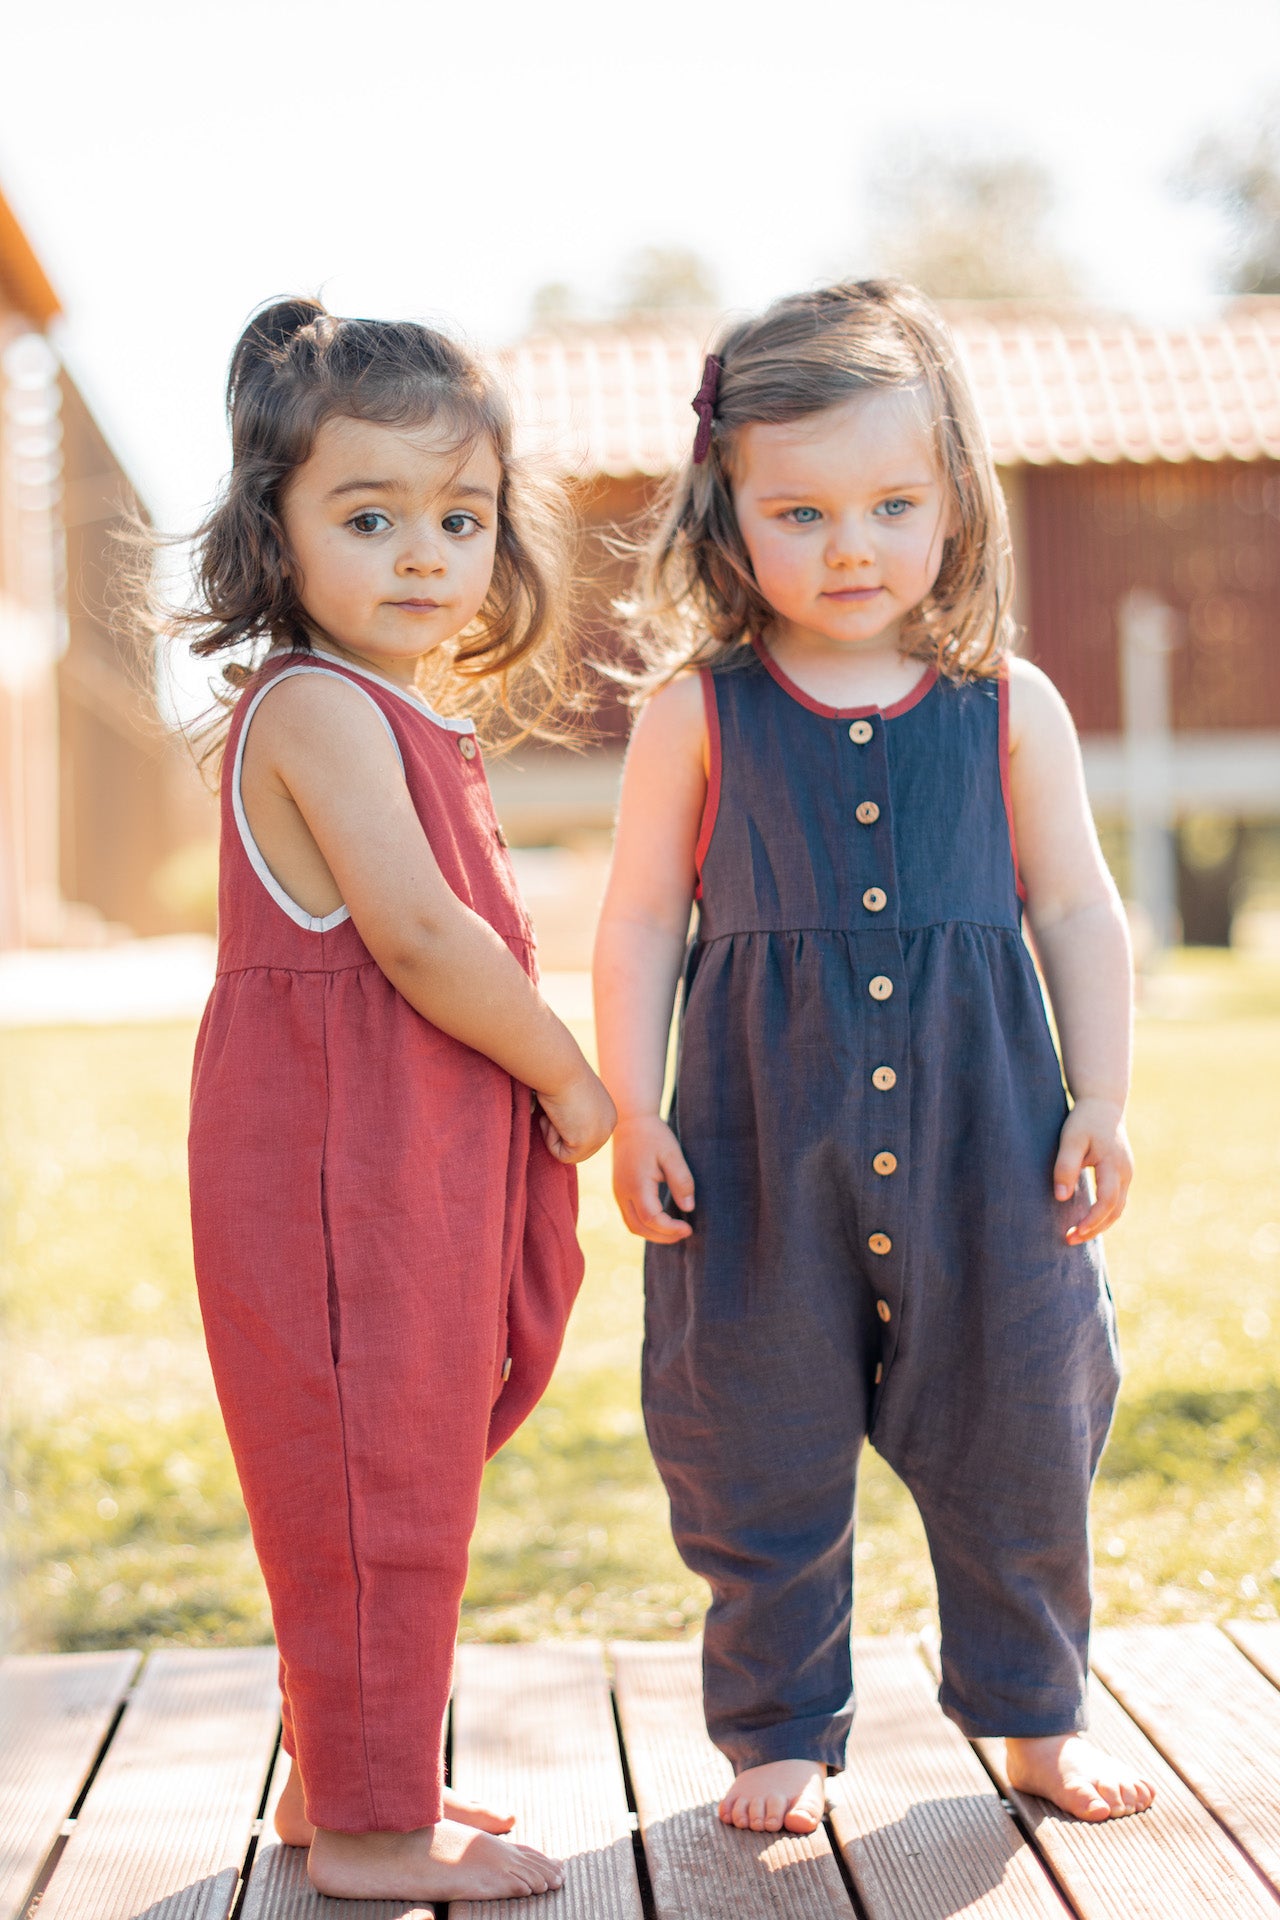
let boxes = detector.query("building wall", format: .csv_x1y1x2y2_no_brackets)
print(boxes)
1021,458,1280,734
54,370,218,935
0,323,64,946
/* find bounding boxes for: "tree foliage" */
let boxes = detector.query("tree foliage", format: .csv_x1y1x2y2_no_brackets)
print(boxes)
869,146,1078,301
1175,107,1280,296
529,247,719,330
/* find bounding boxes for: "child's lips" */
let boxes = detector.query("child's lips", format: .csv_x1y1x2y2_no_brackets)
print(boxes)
823,586,883,602
393,599,443,611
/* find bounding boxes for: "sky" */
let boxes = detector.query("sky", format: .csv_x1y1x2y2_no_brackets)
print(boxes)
2,0,1278,534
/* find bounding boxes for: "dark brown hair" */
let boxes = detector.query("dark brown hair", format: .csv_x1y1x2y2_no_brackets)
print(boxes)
153,296,578,758
628,278,1016,685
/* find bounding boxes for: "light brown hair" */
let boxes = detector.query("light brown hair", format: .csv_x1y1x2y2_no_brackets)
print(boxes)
150,296,579,762
628,278,1016,684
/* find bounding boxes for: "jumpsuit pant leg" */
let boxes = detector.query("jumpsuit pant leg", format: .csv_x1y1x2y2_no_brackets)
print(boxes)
644,1255,883,1773
191,974,515,1834
873,1231,1120,1739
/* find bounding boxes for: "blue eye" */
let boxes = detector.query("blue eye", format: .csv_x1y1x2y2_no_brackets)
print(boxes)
785,506,822,524
348,511,390,535
878,498,911,517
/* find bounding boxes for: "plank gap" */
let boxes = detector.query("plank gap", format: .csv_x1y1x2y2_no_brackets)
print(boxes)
819,1815,873,1920
608,1680,657,1920
227,1725,283,1920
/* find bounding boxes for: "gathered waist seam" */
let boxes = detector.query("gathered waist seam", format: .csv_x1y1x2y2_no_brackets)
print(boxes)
694,918,1023,945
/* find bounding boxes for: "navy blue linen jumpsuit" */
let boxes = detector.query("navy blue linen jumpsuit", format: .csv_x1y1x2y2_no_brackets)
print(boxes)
643,642,1121,1772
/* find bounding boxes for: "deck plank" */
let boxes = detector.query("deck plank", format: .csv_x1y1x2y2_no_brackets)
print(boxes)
35,1647,279,1920
828,1639,1069,1918
450,1641,643,1920
1091,1623,1280,1897
0,1650,139,1920
975,1673,1280,1919
611,1639,854,1920
1226,1620,1280,1693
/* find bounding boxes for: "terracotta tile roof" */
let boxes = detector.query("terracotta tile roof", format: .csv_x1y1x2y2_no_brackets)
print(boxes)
501,302,1280,475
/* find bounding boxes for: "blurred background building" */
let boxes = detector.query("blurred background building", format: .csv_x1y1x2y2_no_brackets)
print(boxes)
0,184,212,952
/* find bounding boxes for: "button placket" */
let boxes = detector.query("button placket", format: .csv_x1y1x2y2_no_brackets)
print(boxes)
847,712,905,1382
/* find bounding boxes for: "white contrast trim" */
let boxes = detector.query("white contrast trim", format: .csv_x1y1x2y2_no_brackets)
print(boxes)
302,646,477,735
232,665,407,933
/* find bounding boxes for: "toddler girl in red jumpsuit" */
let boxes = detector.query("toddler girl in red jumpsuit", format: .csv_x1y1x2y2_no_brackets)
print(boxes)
182,299,615,1905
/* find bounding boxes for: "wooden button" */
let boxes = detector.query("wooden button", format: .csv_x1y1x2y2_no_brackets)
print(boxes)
868,975,893,1000
495,824,509,847
856,801,880,825
459,735,477,760
849,719,874,744
501,1355,512,1381
876,1297,892,1321
872,1065,897,1090
873,1151,898,1176
869,1234,892,1257
863,888,887,913
874,1361,884,1385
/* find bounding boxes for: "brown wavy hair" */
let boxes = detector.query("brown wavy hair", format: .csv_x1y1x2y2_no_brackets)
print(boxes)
151,296,580,762
627,278,1016,685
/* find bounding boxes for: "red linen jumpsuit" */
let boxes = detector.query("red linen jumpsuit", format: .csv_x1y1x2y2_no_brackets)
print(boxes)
188,648,582,1834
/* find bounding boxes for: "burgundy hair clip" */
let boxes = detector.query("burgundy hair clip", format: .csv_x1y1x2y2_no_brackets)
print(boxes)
691,354,722,464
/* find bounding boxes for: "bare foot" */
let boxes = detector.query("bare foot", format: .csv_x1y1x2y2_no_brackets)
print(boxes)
1005,1734,1156,1822
307,1821,564,1902
273,1757,515,1847
718,1759,827,1833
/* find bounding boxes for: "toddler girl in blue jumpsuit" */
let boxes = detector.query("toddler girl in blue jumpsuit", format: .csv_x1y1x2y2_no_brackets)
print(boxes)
594,280,1156,1831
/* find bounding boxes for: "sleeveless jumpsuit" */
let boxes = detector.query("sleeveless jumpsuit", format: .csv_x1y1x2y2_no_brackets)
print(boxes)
188,649,582,1834
643,643,1120,1772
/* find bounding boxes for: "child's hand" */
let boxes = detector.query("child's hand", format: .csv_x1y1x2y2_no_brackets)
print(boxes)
536,1068,617,1165
612,1116,695,1243
1054,1098,1133,1244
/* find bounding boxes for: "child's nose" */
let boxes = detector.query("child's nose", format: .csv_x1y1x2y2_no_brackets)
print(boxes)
825,515,875,566
398,531,447,574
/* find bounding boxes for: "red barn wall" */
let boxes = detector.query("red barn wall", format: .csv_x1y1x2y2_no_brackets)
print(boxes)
1021,459,1280,733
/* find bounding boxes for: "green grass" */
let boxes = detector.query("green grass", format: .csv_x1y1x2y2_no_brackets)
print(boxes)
3,949,1279,1652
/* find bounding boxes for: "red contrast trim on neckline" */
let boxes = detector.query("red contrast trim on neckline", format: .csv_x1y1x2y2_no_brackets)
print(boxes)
997,666,1027,904
751,634,937,720
693,670,722,901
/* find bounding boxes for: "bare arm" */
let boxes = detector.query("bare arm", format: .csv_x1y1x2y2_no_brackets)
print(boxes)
1008,658,1134,1241
253,675,614,1161
592,676,708,1241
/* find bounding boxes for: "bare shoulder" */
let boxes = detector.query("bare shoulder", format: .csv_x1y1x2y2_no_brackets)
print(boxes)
1006,656,1077,753
628,670,709,769
246,666,402,777
635,670,707,735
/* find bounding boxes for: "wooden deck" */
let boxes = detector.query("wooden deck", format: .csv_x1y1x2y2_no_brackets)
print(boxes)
5,1624,1280,1919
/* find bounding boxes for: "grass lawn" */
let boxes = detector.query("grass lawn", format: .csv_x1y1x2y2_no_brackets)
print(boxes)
2,948,1279,1652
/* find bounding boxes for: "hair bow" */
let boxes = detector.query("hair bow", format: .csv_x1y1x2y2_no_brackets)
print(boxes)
691,354,722,464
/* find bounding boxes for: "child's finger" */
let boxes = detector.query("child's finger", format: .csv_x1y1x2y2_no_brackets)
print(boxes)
623,1196,693,1243
1053,1130,1086,1203
620,1173,694,1243
659,1142,696,1212
1066,1159,1121,1243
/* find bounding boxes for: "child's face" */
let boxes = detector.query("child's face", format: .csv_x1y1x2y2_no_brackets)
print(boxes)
731,387,952,658
279,415,501,680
